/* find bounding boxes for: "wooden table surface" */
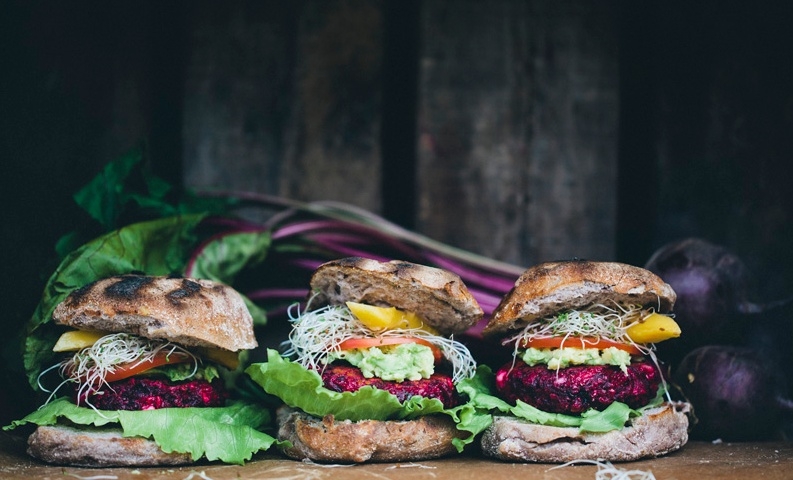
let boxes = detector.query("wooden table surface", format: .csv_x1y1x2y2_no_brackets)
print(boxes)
1,434,791,480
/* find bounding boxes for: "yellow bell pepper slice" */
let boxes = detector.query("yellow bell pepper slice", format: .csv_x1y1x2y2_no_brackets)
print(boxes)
625,313,681,344
346,301,439,335
52,329,106,352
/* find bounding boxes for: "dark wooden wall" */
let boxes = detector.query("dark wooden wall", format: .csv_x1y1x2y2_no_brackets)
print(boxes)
3,0,793,419
416,1,620,265
178,0,622,266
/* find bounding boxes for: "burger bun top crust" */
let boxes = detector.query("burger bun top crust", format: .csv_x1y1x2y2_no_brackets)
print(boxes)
52,275,258,352
483,260,676,336
309,257,483,335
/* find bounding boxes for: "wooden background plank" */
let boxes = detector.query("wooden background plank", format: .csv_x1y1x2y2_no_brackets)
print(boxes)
183,1,385,211
417,0,619,266
182,2,297,195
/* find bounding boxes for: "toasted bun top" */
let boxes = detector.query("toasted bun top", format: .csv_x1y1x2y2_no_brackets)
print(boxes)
308,257,483,335
483,260,676,336
52,275,258,352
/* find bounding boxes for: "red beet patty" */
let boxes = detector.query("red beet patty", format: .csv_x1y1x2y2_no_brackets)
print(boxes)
495,359,661,414
320,363,462,408
77,377,228,410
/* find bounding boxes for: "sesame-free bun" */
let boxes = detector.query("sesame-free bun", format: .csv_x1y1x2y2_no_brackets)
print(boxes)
52,274,257,352
276,406,464,463
481,402,690,463
27,424,193,467
483,260,676,336
309,257,483,335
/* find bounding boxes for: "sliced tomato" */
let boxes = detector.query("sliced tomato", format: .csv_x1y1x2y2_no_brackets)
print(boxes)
338,337,443,363
101,351,191,383
518,336,642,355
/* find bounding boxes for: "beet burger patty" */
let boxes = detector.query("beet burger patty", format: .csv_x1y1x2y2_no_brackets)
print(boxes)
495,359,661,414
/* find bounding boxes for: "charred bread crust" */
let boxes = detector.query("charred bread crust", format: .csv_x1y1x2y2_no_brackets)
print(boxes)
52,275,257,352
276,406,464,463
480,402,690,463
309,257,483,335
27,425,193,467
483,260,676,336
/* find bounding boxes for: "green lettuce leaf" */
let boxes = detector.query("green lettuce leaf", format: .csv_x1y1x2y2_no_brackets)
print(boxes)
456,364,513,411
511,400,585,428
4,397,280,465
188,230,271,284
509,399,633,431
188,230,272,326
245,349,492,451
579,401,634,432
464,365,652,433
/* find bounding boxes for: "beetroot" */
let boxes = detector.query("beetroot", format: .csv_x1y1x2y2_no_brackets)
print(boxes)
645,238,793,367
673,345,790,441
644,238,752,364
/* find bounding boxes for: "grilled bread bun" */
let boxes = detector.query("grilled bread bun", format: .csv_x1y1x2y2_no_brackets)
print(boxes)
309,257,483,335
53,274,257,352
483,260,676,336
276,407,465,463
27,425,193,467
481,402,690,462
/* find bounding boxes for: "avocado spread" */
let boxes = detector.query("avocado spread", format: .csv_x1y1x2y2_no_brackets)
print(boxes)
327,343,435,381
521,346,632,372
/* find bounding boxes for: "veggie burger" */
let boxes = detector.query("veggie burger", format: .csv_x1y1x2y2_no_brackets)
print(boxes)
6,274,277,467
245,257,487,463
477,260,690,462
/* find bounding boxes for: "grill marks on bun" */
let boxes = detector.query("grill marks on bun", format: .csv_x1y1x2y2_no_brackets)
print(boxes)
53,275,258,352
102,275,156,300
484,260,676,336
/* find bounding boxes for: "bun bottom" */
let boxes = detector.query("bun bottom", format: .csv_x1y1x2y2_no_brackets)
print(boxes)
481,402,690,463
276,406,464,463
27,424,193,467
